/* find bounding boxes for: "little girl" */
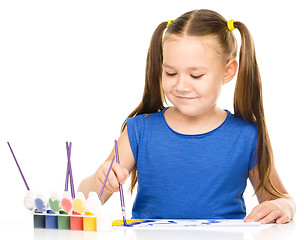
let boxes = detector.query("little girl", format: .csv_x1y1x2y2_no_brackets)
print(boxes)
79,9,295,224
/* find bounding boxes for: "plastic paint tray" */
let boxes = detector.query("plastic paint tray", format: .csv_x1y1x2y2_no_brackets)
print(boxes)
32,211,98,231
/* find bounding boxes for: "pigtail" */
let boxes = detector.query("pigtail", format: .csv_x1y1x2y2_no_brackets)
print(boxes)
233,21,286,198
121,22,168,194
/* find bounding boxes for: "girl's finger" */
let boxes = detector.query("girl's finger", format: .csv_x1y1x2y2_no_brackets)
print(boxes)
106,170,120,192
244,204,264,221
111,162,129,184
276,214,291,224
260,210,281,224
254,205,277,222
96,170,114,193
101,186,113,194
245,203,275,222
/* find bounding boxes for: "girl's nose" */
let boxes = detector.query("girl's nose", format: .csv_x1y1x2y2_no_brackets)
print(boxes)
174,75,190,92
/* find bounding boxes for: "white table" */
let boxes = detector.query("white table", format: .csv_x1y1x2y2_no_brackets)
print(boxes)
0,216,302,240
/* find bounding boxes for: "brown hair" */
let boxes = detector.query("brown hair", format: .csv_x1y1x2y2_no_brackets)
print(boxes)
121,9,286,198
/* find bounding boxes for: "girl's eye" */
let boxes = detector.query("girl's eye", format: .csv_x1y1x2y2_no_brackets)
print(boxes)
191,74,204,79
190,74,205,79
165,72,177,77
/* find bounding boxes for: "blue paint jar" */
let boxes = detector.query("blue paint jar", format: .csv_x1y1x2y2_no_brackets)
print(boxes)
45,210,58,229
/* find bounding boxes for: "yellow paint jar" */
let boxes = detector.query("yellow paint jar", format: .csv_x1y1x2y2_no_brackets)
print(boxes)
83,211,96,231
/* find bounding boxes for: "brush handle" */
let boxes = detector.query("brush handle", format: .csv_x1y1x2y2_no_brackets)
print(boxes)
98,155,116,199
65,142,75,199
7,142,30,191
68,142,75,199
65,142,70,191
114,140,120,164
114,140,128,226
119,185,128,225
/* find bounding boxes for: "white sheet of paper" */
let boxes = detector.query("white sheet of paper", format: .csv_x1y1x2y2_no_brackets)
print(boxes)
114,219,262,228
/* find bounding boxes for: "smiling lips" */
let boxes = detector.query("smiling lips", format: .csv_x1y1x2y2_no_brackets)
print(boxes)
176,96,196,100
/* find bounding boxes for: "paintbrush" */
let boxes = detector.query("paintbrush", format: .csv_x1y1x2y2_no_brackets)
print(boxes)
98,155,116,199
7,142,36,211
114,140,128,226
7,142,30,191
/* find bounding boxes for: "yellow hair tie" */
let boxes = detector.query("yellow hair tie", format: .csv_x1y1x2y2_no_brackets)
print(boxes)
227,19,236,31
167,20,173,28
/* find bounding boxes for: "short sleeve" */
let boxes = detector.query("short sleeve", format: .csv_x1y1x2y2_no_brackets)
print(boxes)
126,115,144,165
248,126,258,171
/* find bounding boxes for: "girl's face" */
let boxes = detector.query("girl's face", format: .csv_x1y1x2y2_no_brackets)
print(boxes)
162,35,233,118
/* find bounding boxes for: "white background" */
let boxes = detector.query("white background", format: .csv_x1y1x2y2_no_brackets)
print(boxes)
0,0,303,222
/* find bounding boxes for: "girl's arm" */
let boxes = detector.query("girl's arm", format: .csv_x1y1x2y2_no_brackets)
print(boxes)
78,128,136,204
244,165,296,224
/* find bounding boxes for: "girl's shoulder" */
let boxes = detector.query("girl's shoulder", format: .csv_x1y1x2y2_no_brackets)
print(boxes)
227,110,258,136
126,110,163,130
126,110,164,146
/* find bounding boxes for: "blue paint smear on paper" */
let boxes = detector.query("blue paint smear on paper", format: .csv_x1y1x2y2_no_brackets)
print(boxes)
147,220,177,226
128,220,178,227
208,220,221,223
124,219,222,227
128,220,156,227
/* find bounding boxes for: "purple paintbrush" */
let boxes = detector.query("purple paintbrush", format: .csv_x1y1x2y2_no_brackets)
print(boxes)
7,142,30,191
98,155,116,199
65,142,70,192
65,142,75,199
114,140,128,226
68,142,75,199
8,142,36,211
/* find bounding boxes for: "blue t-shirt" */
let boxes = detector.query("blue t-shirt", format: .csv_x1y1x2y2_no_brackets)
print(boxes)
126,108,258,219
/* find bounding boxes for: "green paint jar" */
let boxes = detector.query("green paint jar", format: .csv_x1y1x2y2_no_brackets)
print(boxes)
58,210,70,229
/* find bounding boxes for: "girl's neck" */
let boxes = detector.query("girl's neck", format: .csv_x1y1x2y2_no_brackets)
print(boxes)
164,105,227,135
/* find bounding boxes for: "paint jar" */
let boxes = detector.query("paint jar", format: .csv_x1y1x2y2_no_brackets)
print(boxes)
58,210,70,230
45,210,58,229
73,192,86,214
24,190,35,211
61,191,73,213
49,191,61,212
35,192,48,213
70,210,83,231
83,211,96,231
96,208,112,232
86,192,101,214
33,209,45,229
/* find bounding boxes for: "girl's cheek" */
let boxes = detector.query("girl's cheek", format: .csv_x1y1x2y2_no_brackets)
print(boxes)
161,78,171,92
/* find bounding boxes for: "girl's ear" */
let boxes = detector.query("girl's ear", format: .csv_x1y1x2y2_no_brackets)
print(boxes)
223,59,238,84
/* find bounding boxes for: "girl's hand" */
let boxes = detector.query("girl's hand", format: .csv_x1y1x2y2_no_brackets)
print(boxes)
92,160,129,194
244,198,295,224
